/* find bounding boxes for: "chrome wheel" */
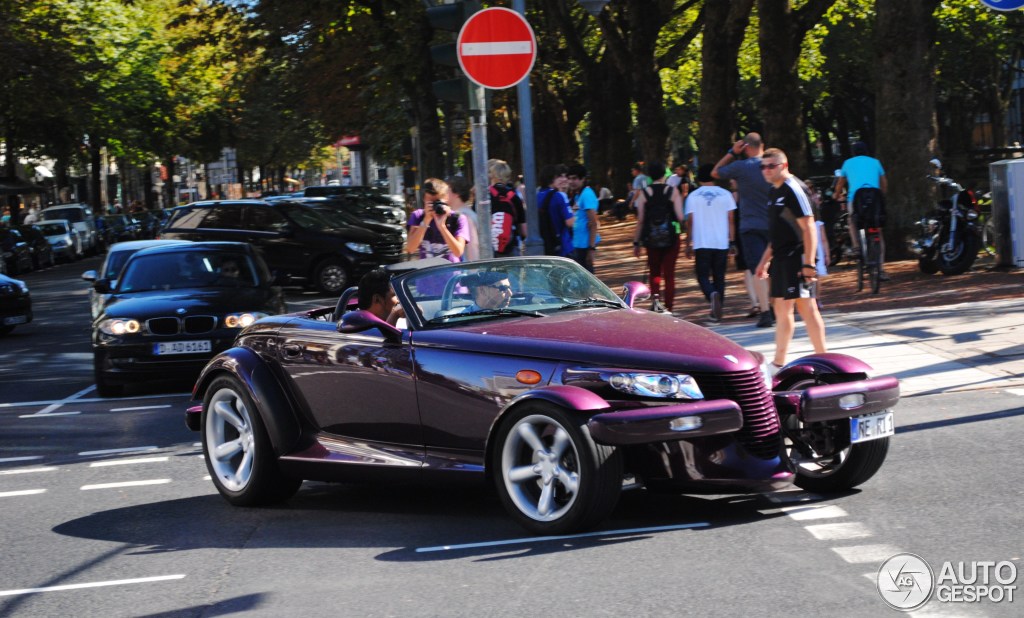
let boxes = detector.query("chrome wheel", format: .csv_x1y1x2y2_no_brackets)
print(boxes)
501,414,582,523
205,386,256,492
315,259,349,294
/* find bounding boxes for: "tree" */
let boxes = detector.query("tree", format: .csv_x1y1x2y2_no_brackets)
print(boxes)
697,0,755,158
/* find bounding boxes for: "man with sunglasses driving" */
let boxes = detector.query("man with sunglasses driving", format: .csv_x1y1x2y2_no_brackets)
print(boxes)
462,271,513,313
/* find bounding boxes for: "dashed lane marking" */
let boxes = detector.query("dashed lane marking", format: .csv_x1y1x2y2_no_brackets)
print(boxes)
0,489,47,498
1007,388,1024,397
804,522,873,541
30,385,95,416
78,446,158,457
81,479,172,491
416,522,710,553
780,504,849,520
0,467,58,475
109,405,172,412
0,574,186,597
0,456,42,463
831,544,902,564
89,457,168,467
0,393,189,409
18,411,80,418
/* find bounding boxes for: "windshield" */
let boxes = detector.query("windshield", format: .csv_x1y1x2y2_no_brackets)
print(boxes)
118,250,261,292
398,258,623,327
276,203,334,229
38,223,69,235
42,208,84,223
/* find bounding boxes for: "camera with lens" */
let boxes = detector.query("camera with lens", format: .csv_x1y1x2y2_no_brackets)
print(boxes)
432,200,448,216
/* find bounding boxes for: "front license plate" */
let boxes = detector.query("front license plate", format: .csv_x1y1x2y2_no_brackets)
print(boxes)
850,411,894,444
153,340,212,355
2,315,28,325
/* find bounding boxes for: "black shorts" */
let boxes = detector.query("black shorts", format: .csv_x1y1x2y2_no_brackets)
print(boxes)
769,253,816,300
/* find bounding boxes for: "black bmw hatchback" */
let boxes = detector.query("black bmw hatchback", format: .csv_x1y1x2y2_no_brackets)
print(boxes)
91,242,286,397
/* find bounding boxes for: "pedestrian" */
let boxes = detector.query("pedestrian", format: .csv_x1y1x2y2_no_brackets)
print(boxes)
446,175,479,262
684,163,736,322
835,141,888,279
666,163,692,202
632,161,684,312
487,159,527,257
405,178,469,263
537,164,575,257
754,148,827,374
567,163,600,273
625,162,650,213
712,132,774,328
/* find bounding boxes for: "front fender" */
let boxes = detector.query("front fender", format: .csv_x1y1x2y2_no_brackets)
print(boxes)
774,352,872,387
191,348,302,456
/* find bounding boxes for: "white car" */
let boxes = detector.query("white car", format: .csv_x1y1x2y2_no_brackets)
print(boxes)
37,219,83,262
40,204,98,255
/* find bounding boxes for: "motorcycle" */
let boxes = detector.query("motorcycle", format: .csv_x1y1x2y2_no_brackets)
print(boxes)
912,161,980,275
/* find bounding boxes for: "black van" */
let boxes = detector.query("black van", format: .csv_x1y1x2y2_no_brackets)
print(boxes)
159,200,404,294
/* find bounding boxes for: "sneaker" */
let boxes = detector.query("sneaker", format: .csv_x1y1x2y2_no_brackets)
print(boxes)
756,311,775,328
768,362,783,377
745,306,760,318
710,291,723,321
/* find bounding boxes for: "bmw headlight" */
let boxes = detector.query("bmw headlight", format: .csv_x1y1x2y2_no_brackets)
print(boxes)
99,318,141,335
608,373,703,400
224,312,268,328
345,242,373,254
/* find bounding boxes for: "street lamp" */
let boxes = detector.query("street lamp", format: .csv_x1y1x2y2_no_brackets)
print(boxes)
578,0,610,17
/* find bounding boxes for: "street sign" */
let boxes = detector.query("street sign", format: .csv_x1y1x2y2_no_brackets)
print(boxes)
457,7,536,90
980,0,1024,10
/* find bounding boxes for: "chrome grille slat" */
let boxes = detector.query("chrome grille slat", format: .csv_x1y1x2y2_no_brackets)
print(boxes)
693,369,782,459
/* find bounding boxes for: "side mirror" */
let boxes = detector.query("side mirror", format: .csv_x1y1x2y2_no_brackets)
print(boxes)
621,281,651,308
81,269,97,282
93,279,113,293
337,309,402,343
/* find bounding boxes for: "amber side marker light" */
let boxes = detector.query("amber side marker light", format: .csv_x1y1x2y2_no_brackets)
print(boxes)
516,370,542,385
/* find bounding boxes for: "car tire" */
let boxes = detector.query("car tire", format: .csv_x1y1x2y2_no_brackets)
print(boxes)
491,402,622,535
313,257,350,295
202,375,302,506
0,325,14,336
780,376,890,492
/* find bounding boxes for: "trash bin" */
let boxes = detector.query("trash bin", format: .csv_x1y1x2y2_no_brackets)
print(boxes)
988,159,1024,268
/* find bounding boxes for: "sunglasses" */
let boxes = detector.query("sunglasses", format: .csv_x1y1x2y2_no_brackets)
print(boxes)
760,162,784,170
486,284,513,292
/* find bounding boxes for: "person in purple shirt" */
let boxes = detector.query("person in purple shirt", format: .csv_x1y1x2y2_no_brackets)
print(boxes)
405,177,470,263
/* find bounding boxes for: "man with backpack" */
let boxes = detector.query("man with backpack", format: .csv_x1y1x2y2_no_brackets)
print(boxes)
632,161,685,313
835,141,888,279
537,164,575,257
487,159,527,257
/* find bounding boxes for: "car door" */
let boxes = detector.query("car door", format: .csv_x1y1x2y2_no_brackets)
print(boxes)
243,205,307,278
274,317,422,449
196,205,246,243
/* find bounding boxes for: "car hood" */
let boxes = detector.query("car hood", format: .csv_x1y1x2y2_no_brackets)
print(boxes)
101,288,278,319
412,308,759,373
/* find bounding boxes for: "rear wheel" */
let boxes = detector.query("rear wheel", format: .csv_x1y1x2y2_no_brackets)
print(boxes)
313,258,350,295
780,376,890,492
491,402,622,535
867,236,882,294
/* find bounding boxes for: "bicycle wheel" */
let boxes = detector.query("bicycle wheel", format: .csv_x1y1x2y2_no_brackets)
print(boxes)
868,233,882,294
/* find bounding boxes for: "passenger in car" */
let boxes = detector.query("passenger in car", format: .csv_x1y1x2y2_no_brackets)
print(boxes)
357,268,404,326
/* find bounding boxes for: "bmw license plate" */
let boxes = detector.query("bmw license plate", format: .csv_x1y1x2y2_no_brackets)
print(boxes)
2,315,27,325
850,410,895,444
153,340,212,355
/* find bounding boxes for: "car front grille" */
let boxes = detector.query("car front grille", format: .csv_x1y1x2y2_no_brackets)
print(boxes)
692,368,782,459
145,315,217,335
373,236,405,261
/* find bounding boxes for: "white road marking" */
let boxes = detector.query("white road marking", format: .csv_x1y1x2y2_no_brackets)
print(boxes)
0,489,47,498
109,405,172,412
202,475,211,481
0,456,43,463
781,504,849,521
461,41,532,56
832,544,902,564
81,479,171,490
1007,388,1024,397
31,385,96,415
19,411,80,418
0,574,186,597
89,457,168,468
416,522,710,553
804,522,873,541
0,467,57,475
0,393,189,409
78,446,158,457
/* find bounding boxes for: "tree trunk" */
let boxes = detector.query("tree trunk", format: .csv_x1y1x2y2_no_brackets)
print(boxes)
875,0,940,258
698,0,755,158
89,144,103,212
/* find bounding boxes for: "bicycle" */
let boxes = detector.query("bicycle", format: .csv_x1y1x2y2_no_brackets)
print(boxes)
855,220,884,294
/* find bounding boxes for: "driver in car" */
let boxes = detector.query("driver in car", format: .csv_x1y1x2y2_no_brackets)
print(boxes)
462,271,513,313
358,268,405,326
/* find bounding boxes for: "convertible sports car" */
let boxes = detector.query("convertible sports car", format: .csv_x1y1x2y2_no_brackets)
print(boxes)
187,257,899,534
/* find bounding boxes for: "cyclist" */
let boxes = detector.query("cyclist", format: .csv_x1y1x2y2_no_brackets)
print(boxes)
836,141,888,279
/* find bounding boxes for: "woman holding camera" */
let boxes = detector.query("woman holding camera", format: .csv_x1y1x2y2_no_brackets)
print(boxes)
405,177,470,262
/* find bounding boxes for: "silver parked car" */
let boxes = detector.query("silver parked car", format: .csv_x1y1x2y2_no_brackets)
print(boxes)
37,219,83,262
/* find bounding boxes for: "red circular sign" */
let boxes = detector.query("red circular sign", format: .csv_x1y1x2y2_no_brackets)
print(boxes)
457,8,537,90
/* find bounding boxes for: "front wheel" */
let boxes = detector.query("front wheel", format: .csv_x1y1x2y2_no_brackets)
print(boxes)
202,376,302,506
938,231,979,275
781,377,890,492
491,403,622,535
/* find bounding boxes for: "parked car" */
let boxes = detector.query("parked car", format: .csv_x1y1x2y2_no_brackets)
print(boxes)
290,197,407,244
302,185,406,225
0,227,35,275
15,225,55,270
91,242,287,397
101,214,141,242
0,273,32,335
37,219,83,262
159,200,404,294
40,204,98,255
185,256,900,534
133,210,165,239
82,239,191,319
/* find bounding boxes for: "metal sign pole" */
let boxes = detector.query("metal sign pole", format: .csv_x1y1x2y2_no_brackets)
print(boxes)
471,84,493,259
512,0,542,255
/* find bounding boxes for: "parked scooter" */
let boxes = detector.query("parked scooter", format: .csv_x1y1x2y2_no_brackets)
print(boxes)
913,160,980,275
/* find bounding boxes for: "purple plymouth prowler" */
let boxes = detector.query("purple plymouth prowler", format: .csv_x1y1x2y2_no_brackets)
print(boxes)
186,256,899,535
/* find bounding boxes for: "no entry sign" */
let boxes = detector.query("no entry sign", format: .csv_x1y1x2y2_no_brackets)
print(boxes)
457,7,537,90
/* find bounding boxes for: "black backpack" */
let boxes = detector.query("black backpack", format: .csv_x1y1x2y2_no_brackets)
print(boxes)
641,185,677,249
853,186,886,229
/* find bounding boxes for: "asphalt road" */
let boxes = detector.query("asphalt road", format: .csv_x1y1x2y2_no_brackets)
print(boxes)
0,258,1021,617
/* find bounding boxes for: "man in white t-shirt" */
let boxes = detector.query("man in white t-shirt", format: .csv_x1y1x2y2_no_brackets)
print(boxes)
685,163,736,322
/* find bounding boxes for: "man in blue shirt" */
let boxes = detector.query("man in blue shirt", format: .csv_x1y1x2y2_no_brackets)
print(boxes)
567,163,600,273
836,141,888,277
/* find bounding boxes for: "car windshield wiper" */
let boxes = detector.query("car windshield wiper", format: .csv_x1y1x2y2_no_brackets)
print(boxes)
556,297,624,311
428,307,545,324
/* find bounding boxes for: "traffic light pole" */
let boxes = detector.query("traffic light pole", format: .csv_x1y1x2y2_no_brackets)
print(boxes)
512,0,542,256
